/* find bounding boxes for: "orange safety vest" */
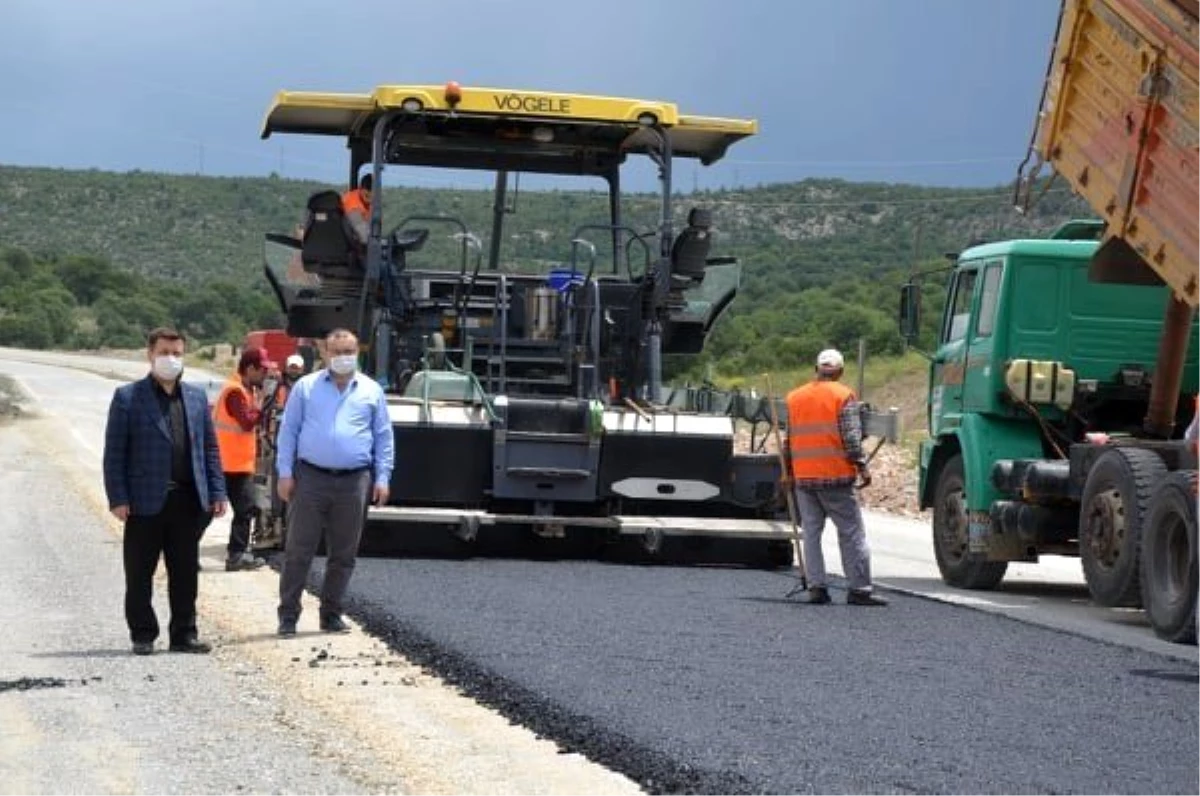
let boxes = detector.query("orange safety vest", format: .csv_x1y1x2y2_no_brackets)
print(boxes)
785,379,858,482
340,188,370,221
213,377,257,474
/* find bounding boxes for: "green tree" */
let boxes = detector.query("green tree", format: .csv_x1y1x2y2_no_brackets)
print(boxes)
94,292,170,347
54,255,137,306
0,310,52,349
28,286,77,345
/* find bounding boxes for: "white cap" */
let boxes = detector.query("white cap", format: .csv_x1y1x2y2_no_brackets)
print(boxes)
816,349,844,371
285,354,305,369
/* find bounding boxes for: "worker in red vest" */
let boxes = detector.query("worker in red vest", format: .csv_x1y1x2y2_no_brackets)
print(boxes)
212,347,276,571
785,348,886,606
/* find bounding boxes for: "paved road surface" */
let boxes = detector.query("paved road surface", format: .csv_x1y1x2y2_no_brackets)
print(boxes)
0,349,1196,794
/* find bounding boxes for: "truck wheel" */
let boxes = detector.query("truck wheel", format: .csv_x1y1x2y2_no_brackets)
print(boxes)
933,454,1007,589
1139,472,1197,644
1079,447,1166,608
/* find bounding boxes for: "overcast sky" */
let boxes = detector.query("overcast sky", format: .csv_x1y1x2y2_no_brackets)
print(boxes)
2,0,1061,191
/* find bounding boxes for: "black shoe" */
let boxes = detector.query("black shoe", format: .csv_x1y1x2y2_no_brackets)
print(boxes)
131,641,155,656
225,553,266,572
168,637,212,653
319,615,350,634
803,587,832,605
847,589,888,606
277,619,297,637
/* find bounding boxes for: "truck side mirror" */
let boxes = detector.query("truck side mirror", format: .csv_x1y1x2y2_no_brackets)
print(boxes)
899,282,922,341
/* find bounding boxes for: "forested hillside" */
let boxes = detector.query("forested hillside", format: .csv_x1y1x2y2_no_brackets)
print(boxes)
0,247,280,350
0,164,1088,374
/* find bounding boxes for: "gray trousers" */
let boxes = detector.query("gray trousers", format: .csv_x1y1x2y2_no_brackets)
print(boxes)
794,485,872,592
278,462,371,622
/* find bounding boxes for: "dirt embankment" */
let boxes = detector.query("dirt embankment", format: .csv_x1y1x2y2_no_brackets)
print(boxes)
857,444,925,518
736,366,930,519
856,366,929,518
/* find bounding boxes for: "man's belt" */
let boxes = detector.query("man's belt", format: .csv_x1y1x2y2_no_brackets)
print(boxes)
299,459,369,477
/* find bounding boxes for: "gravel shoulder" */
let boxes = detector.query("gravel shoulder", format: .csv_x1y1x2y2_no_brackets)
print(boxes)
0,373,28,422
0,376,641,795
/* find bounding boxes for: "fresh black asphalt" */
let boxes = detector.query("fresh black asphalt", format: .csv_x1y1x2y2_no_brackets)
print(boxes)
301,555,1199,795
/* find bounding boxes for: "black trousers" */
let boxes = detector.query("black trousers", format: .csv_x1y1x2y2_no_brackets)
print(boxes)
224,472,257,557
123,487,207,644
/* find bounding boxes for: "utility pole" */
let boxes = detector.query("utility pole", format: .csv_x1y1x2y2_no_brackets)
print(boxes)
911,220,923,273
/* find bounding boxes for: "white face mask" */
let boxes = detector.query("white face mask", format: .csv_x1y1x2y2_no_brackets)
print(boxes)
152,355,184,381
329,354,357,376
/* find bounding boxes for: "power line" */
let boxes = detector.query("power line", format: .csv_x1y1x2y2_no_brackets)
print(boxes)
698,187,1072,210
723,155,1021,168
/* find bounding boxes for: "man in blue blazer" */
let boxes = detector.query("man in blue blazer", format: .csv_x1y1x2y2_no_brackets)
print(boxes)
103,327,228,655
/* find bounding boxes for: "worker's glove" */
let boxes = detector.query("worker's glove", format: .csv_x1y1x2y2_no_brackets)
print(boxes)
856,466,872,490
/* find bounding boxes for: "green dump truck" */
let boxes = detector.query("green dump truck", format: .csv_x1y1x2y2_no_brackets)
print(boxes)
902,0,1199,642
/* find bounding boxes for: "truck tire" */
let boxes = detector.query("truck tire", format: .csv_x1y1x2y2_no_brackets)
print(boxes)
1079,447,1167,608
933,454,1007,590
1139,471,1197,644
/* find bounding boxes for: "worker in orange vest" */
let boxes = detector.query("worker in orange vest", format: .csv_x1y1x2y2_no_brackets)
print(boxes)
267,354,306,413
263,354,307,441
212,347,276,571
340,173,373,246
282,353,307,394
785,348,886,606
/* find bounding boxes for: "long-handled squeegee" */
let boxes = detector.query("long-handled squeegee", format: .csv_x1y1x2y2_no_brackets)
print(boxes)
764,375,808,599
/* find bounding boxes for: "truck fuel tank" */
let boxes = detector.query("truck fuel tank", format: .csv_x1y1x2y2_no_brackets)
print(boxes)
992,459,1074,502
990,500,1078,547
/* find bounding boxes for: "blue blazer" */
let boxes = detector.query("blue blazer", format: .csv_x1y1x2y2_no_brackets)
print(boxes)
103,375,227,517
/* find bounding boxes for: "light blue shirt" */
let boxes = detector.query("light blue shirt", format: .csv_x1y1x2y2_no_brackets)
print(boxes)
276,370,394,487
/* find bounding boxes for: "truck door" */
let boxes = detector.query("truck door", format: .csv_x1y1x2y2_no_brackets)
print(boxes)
962,261,1003,412
930,267,977,436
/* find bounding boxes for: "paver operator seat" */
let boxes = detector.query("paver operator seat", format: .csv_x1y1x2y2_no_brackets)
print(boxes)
301,190,360,280
670,207,713,282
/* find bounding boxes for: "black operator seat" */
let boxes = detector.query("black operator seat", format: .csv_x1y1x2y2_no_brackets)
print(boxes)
670,207,713,281
301,190,358,274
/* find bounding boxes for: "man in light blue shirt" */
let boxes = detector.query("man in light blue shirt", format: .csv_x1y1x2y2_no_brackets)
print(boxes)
274,328,395,636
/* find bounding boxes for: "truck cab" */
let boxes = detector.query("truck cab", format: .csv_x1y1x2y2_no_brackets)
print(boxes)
902,222,1199,638
906,0,1198,643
